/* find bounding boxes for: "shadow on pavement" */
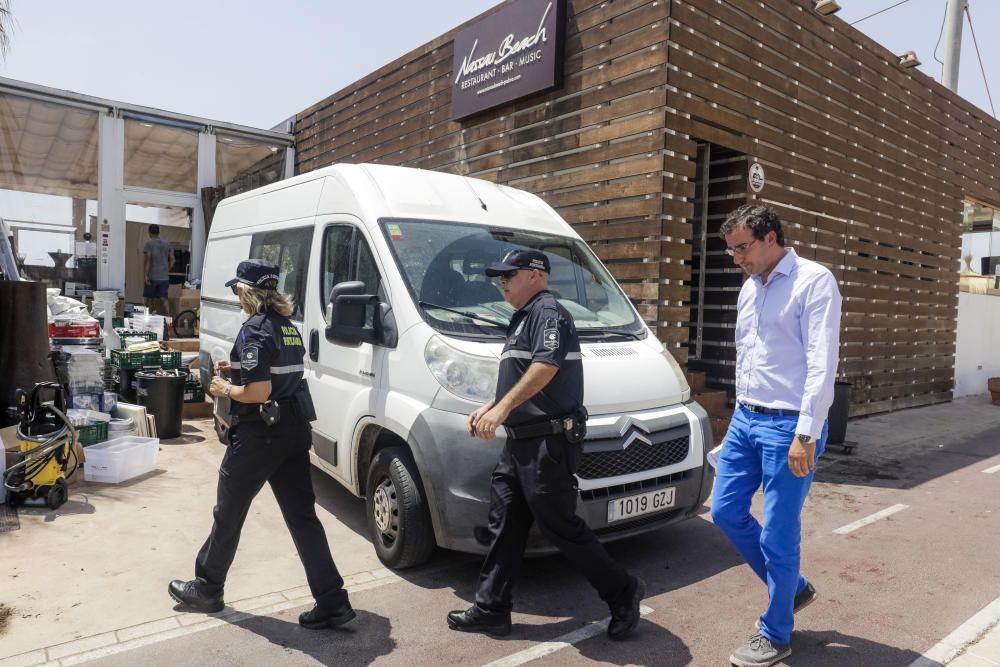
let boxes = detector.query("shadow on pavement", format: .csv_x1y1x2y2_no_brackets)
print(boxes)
441,511,741,620
816,422,1000,491
227,608,395,665
787,629,925,665
574,619,692,666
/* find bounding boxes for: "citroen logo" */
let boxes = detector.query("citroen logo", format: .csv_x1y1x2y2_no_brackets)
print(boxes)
621,429,653,450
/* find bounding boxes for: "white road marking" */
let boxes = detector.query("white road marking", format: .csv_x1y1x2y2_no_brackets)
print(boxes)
982,464,1000,474
908,595,1000,667
480,605,654,667
833,503,909,535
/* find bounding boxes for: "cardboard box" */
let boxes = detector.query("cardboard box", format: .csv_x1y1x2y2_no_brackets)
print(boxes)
2,425,18,471
183,399,214,420
169,287,201,318
166,338,200,353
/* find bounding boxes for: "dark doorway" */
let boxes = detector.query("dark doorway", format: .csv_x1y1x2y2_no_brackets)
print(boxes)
686,143,749,397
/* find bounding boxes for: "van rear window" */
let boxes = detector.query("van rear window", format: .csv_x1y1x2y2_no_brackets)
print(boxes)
249,227,313,320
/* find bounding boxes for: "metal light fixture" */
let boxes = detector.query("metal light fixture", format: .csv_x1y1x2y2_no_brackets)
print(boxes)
814,0,841,16
898,51,921,68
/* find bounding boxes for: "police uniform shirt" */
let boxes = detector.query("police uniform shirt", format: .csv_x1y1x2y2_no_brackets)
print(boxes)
230,309,305,415
497,290,583,427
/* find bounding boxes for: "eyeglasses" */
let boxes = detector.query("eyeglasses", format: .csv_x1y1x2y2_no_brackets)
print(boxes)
725,239,759,256
498,269,523,281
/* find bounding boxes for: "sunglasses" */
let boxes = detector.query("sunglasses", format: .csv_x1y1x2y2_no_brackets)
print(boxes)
497,269,523,281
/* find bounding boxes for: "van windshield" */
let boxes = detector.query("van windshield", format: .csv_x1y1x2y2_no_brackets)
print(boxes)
379,219,646,340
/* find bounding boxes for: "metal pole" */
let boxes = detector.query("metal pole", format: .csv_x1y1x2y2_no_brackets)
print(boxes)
941,0,966,92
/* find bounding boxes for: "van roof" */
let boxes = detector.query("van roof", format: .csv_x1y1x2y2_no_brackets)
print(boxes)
211,163,575,238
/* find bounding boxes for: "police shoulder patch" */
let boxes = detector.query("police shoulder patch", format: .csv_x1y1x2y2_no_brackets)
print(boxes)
241,344,260,371
542,318,559,350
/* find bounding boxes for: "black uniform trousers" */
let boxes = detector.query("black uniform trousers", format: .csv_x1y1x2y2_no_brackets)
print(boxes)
194,412,348,610
475,433,630,612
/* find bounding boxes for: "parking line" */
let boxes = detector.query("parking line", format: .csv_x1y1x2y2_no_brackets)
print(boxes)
480,605,654,667
983,464,1000,474
833,504,909,535
908,595,1000,666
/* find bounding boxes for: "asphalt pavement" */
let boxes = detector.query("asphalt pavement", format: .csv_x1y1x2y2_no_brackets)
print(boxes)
2,396,998,666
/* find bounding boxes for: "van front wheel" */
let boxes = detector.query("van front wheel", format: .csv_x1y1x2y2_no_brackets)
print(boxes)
365,447,435,569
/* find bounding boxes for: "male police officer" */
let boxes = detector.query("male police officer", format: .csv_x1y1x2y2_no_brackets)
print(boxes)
446,249,645,640
169,259,355,629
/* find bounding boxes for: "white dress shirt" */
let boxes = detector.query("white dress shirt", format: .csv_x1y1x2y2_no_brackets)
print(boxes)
735,247,842,439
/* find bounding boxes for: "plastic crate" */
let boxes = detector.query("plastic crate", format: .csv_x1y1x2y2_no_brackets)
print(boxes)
77,421,109,446
83,436,159,483
76,257,97,273
116,330,158,348
183,385,205,403
49,321,101,338
111,349,181,370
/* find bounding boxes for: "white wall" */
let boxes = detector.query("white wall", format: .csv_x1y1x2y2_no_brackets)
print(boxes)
954,292,1000,397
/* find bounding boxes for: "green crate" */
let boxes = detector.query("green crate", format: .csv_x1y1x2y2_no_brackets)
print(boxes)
183,385,205,403
77,421,108,446
111,348,181,370
115,329,158,348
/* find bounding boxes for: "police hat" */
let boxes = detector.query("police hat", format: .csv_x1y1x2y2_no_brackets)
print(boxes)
485,249,551,277
225,259,280,291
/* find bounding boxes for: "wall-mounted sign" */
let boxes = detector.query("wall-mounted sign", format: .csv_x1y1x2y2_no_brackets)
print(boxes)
450,0,566,121
748,162,766,193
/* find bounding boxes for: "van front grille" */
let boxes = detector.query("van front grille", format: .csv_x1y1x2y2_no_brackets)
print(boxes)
577,435,690,480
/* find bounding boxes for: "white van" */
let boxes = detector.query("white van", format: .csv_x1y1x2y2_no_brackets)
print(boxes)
200,163,713,569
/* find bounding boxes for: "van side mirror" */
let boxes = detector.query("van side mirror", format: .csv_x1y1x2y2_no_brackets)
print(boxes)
326,281,378,344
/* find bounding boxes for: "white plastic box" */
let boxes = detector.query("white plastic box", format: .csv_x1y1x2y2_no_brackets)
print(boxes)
83,436,159,483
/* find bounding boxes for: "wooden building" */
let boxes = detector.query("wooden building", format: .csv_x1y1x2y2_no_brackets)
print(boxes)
293,0,1000,417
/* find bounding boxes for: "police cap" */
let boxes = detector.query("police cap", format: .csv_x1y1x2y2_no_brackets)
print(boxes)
225,259,280,291
485,249,551,277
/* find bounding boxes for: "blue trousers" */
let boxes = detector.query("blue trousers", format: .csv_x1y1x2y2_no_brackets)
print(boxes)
710,406,826,645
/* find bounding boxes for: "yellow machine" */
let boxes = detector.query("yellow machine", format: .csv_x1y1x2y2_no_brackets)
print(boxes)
3,382,77,509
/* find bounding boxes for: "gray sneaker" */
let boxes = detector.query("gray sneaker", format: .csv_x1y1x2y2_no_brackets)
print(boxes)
729,633,791,667
755,582,817,630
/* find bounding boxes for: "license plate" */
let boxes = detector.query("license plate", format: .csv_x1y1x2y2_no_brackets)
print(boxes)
607,487,675,523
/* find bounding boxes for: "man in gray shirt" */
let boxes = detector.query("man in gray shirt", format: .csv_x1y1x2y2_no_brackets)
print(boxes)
143,224,174,315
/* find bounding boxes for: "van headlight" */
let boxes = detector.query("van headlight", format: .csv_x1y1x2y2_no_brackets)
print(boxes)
424,335,499,403
660,346,691,399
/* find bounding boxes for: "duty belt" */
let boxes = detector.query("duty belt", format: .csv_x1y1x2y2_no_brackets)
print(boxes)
506,417,573,440
230,397,297,427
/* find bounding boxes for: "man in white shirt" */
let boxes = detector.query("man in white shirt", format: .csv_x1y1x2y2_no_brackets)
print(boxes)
711,204,842,667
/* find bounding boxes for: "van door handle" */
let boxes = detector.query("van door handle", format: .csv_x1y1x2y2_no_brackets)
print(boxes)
309,329,319,362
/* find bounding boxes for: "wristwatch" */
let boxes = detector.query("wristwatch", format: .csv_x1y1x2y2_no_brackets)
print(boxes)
224,383,233,398
796,434,813,444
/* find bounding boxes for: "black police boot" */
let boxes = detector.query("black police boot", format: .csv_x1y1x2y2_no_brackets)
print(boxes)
446,605,512,636
607,576,645,640
168,579,224,613
299,601,357,629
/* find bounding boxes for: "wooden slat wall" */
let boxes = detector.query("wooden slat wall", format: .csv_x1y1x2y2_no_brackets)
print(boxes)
295,0,1000,418
665,0,1000,416
296,0,695,360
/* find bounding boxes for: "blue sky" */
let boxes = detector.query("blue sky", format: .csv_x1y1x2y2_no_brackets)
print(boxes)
0,0,996,247
0,1,994,129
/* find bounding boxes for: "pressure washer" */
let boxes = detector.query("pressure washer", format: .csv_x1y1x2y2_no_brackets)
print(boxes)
3,382,78,510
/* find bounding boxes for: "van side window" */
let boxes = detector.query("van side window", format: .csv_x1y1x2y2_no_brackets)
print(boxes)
249,227,312,320
321,226,354,311
321,225,382,327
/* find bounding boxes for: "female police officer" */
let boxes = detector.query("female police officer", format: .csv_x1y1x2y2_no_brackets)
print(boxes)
168,259,355,629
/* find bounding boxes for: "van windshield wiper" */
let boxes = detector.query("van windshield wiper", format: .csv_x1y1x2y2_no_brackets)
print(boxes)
578,329,644,340
418,301,508,328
